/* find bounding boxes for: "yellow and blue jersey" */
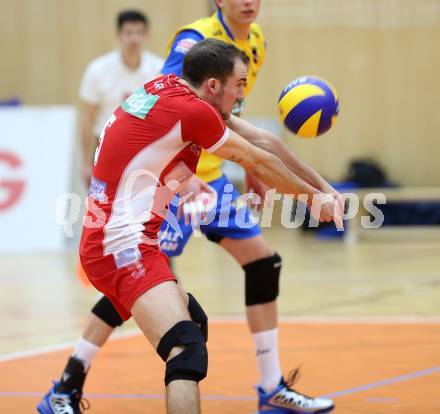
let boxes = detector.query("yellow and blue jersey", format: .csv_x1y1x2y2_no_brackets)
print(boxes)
160,10,266,183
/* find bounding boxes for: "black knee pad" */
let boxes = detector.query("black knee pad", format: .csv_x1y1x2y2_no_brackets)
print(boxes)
205,232,224,244
243,253,282,306
187,293,208,342
157,321,208,386
91,296,124,328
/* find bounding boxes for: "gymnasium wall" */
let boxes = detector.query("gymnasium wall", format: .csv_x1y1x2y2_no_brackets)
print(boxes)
253,0,440,186
1,0,439,186
0,0,209,104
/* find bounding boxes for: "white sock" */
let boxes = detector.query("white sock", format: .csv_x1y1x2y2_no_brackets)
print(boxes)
72,336,100,370
252,328,282,392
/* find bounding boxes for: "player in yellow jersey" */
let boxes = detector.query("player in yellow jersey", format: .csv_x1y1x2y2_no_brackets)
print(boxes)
39,2,337,413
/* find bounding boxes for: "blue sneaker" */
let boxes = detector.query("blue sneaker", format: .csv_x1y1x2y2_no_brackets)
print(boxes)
257,370,334,414
37,381,90,414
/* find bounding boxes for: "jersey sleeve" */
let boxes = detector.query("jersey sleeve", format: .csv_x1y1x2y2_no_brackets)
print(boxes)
160,30,204,77
79,62,100,104
182,99,229,153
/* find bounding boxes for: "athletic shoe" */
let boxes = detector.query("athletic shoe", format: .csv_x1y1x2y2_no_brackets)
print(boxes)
37,381,90,414
257,369,334,414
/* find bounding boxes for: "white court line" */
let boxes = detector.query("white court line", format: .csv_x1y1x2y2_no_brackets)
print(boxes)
1,316,439,363
209,315,440,324
0,328,141,363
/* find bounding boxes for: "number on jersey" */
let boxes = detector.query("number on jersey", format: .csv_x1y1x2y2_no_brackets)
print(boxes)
94,114,116,166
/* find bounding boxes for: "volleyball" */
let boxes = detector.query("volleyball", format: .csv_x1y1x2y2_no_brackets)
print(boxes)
278,76,339,138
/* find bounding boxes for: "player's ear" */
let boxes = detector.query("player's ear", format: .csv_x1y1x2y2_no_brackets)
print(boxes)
206,78,220,95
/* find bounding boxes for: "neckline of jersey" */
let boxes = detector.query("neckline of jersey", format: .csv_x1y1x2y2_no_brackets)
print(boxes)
176,77,198,97
216,10,250,43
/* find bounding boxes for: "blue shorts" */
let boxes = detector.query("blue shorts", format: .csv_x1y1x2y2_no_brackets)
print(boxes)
158,175,261,257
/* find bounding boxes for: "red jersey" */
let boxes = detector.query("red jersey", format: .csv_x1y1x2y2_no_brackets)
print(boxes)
80,74,229,259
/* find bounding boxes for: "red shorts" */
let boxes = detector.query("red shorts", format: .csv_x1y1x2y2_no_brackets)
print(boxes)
80,245,176,321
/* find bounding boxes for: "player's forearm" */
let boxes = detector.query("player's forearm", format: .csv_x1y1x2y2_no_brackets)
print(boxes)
228,116,332,192
256,129,333,192
241,151,319,199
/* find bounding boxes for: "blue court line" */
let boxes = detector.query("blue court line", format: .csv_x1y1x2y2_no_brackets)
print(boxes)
1,365,440,400
366,397,400,403
321,365,440,398
0,391,253,400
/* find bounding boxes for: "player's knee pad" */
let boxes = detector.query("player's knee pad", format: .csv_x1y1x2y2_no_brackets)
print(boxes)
157,321,208,386
205,232,224,244
243,253,282,306
91,296,124,328
187,293,208,342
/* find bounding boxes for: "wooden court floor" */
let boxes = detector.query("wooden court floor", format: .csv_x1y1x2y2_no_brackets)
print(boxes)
1,228,440,412
1,321,440,413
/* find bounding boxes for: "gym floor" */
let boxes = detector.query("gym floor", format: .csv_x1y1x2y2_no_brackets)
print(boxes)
1,227,439,413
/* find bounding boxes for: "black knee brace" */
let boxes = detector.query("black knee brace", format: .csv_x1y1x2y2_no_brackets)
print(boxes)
205,232,224,244
91,296,124,328
187,293,208,342
157,321,208,386
243,253,282,306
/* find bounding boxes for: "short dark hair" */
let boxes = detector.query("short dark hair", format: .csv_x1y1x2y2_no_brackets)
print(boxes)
117,10,149,31
182,39,248,87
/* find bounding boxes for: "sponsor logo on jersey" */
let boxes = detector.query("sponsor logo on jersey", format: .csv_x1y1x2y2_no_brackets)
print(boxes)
121,86,160,119
89,176,107,202
127,261,146,279
189,143,202,156
175,37,198,54
154,81,165,90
